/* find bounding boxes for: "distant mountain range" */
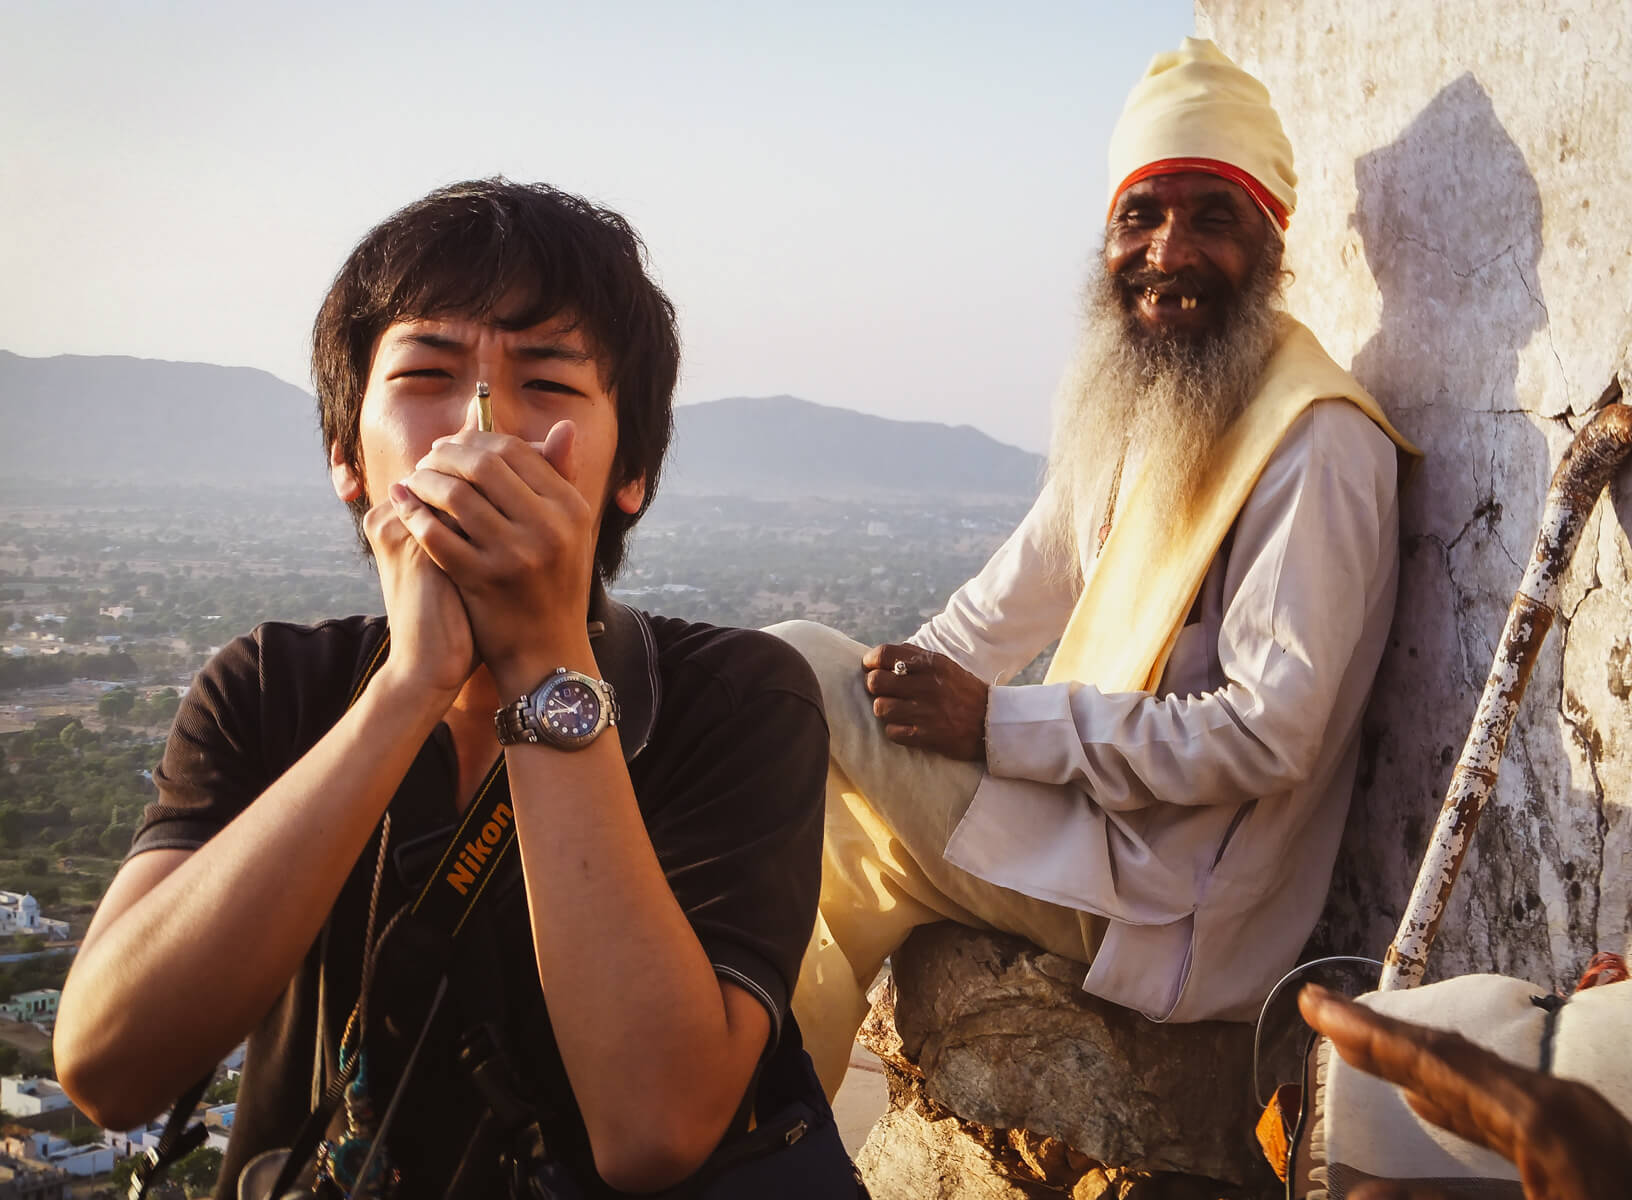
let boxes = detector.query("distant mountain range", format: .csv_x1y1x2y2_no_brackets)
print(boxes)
0,351,1042,502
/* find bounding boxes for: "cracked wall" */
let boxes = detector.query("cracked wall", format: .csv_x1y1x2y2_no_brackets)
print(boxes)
1197,1,1632,989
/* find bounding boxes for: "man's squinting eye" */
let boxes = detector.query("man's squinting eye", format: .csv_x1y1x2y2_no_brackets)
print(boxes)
524,378,583,396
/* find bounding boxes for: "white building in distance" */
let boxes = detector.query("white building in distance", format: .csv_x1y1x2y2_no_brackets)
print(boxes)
0,894,69,941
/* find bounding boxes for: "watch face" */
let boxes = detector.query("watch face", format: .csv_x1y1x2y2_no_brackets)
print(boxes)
541,678,602,740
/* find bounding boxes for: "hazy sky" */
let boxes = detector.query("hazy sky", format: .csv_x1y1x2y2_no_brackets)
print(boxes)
2,1,1193,453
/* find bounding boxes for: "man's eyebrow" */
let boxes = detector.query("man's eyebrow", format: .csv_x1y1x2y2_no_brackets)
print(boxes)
388,330,466,352
384,331,591,364
514,342,593,364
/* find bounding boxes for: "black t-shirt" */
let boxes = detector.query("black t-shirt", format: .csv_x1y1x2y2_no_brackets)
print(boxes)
130,598,827,1199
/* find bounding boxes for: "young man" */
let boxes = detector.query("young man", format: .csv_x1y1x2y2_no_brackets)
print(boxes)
55,180,829,1199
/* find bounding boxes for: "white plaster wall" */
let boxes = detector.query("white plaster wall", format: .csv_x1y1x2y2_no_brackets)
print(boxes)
1196,0,1632,989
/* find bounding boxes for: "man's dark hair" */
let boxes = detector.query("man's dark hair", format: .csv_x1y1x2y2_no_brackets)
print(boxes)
313,177,679,581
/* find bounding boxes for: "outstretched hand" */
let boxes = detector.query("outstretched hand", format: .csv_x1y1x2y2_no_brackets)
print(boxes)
1298,984,1632,1200
861,643,988,761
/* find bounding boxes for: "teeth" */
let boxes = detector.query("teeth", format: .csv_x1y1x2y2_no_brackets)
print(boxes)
1180,296,1197,310
1146,289,1160,303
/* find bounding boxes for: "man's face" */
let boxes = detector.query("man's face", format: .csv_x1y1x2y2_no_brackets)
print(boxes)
1103,172,1272,343
329,312,644,525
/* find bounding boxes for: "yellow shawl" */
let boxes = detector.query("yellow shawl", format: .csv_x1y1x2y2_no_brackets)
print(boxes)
1046,318,1418,693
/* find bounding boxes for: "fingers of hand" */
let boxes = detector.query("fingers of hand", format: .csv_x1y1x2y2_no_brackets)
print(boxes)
421,431,580,515
866,667,933,698
871,694,923,726
882,722,921,747
862,642,915,672
388,480,482,575
398,437,591,578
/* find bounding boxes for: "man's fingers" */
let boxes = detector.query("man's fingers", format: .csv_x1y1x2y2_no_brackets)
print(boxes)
388,483,479,575
865,668,937,698
882,722,921,747
872,695,923,723
862,643,912,671
423,429,580,511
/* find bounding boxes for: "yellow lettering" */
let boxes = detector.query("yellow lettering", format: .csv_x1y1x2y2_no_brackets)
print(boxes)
482,821,501,844
445,860,475,896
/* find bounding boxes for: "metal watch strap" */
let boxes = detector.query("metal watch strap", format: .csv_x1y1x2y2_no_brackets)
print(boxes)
494,670,618,748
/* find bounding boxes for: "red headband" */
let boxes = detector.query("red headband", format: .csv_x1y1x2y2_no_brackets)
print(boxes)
1108,157,1291,231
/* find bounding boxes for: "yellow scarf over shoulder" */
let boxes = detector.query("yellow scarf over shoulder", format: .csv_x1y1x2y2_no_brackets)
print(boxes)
1046,318,1418,693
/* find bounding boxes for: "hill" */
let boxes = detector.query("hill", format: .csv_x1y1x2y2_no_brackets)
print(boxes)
663,395,1042,501
0,353,1043,501
0,350,328,489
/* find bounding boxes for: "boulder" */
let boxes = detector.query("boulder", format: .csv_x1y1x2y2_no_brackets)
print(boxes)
854,923,1277,1197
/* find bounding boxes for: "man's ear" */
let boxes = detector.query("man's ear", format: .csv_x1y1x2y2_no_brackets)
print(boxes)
612,473,646,515
329,443,364,504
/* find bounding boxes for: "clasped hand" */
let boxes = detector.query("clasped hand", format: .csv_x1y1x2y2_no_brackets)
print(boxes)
368,422,595,694
861,643,988,761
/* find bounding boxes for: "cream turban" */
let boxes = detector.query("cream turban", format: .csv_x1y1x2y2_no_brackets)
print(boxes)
1106,37,1296,229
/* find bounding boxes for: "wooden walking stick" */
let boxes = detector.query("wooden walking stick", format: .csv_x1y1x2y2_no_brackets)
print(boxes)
1380,378,1630,990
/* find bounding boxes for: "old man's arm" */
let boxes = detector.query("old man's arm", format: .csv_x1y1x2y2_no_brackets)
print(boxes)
875,401,1399,806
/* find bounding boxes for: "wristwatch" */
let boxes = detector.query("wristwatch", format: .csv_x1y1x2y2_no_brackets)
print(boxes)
494,668,619,750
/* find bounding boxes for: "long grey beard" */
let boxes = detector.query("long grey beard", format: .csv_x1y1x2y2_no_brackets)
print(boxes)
1042,242,1286,579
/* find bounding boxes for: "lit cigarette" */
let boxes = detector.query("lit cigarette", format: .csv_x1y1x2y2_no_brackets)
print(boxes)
475,382,493,432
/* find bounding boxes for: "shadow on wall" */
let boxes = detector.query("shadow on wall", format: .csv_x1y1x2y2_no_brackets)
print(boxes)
1310,73,1603,989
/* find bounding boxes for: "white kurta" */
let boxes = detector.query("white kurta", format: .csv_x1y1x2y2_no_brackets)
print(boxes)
910,398,1401,1022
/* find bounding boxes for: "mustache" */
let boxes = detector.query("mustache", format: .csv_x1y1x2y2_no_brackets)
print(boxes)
1117,265,1227,301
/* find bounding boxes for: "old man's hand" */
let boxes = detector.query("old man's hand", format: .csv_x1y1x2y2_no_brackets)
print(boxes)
1299,984,1632,1200
861,643,988,761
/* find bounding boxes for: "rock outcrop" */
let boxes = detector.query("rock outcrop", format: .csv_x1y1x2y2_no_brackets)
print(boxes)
853,925,1277,1199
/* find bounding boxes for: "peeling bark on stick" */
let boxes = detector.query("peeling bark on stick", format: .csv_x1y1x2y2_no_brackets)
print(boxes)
1382,397,1632,990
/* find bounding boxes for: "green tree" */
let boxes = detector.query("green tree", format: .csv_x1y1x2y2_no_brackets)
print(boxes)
62,613,98,643
99,688,136,720
111,1156,140,1194
172,1146,224,1198
141,688,181,727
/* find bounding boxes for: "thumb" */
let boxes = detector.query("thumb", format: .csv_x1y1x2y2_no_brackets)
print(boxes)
535,420,578,483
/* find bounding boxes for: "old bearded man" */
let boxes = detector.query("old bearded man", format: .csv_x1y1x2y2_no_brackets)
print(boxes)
771,37,1418,1097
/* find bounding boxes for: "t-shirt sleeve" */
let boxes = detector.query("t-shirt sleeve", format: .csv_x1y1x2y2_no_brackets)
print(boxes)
130,632,271,857
639,629,828,1037
130,619,368,860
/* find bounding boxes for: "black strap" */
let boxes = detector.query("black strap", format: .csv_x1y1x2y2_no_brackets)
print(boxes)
128,1073,212,1200
409,753,516,935
1531,991,1567,1074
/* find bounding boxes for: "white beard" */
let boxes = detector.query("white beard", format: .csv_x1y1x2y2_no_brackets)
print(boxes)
1042,239,1286,578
